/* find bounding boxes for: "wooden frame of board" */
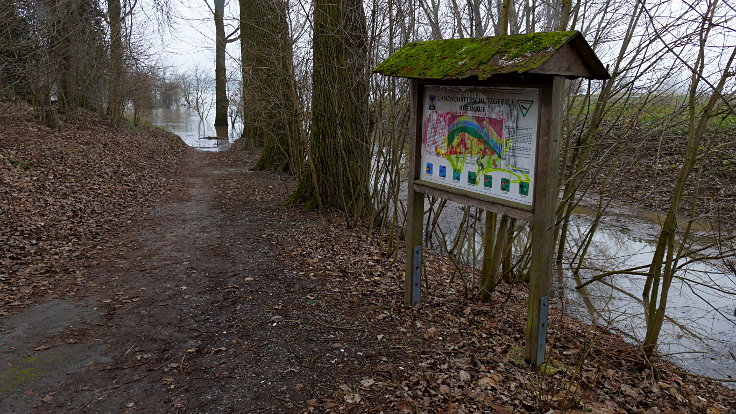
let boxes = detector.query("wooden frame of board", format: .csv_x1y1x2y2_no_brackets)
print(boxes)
404,74,564,365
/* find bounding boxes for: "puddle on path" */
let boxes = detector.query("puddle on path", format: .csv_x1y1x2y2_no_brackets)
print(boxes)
0,300,109,413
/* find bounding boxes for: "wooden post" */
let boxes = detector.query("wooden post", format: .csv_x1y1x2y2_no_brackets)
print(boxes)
525,75,565,365
405,80,424,306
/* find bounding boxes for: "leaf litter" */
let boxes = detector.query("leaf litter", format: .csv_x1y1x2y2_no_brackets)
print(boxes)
0,103,189,314
0,102,734,413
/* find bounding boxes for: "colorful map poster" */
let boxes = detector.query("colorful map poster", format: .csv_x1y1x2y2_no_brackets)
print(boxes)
420,86,539,208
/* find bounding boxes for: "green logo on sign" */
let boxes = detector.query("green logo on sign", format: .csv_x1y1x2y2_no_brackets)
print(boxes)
468,171,477,185
517,100,534,117
519,181,529,196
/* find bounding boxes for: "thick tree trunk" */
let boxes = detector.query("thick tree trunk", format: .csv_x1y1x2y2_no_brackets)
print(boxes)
240,0,299,172
558,0,572,30
498,0,511,35
214,0,228,136
290,0,371,221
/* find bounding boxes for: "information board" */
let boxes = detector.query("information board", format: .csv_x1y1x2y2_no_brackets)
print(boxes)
420,86,539,208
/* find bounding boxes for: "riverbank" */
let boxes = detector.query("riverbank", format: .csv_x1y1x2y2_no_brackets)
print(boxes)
0,105,734,413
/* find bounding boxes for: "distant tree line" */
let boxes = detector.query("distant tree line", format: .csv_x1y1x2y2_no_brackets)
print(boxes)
0,0,180,126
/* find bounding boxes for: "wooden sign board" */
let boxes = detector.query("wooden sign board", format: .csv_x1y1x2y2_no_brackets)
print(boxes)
405,76,564,367
419,86,539,210
375,30,609,369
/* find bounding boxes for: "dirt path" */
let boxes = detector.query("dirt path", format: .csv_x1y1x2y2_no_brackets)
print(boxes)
2,150,374,413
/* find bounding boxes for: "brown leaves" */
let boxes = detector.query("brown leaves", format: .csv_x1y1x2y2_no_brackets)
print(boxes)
477,372,503,389
276,206,736,413
343,393,361,404
0,103,189,313
423,326,439,340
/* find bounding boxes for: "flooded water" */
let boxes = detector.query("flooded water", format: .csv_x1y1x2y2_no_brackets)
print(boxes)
425,201,736,385
149,107,241,151
564,213,735,383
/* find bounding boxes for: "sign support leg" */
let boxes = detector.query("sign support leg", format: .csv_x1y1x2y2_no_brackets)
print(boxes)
404,187,424,306
525,75,564,365
405,80,424,306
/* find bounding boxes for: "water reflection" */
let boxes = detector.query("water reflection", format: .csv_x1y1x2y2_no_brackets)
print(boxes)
566,216,736,383
150,107,241,151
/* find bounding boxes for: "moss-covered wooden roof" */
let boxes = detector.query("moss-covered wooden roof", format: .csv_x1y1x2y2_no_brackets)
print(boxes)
373,31,609,81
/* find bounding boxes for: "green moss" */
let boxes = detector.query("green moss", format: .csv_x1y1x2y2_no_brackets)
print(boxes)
0,354,58,393
0,365,41,393
505,347,565,375
507,346,528,367
373,31,577,80
539,359,565,376
23,355,39,363
10,159,34,170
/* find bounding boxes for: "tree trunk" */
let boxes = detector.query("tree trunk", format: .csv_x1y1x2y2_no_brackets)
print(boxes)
498,0,511,35
107,0,123,123
290,0,371,221
558,0,572,30
480,213,509,302
214,0,228,136
240,0,300,172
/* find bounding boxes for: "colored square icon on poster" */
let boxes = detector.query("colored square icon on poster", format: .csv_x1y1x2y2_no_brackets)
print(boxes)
519,181,529,196
426,163,433,175
468,171,477,185
453,169,461,182
483,174,492,188
439,165,446,178
501,178,510,192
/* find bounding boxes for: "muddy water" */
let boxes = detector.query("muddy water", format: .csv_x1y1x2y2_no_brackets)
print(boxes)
149,108,240,151
426,201,736,385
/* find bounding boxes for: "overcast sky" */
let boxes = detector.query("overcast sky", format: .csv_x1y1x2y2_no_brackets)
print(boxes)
141,0,732,92
141,0,241,74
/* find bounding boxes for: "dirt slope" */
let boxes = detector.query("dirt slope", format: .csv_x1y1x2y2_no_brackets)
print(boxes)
0,103,189,313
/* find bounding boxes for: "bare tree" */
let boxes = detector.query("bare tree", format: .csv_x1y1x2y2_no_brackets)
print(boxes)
210,0,239,136
179,65,214,129
107,0,124,122
0,0,108,126
641,0,736,356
